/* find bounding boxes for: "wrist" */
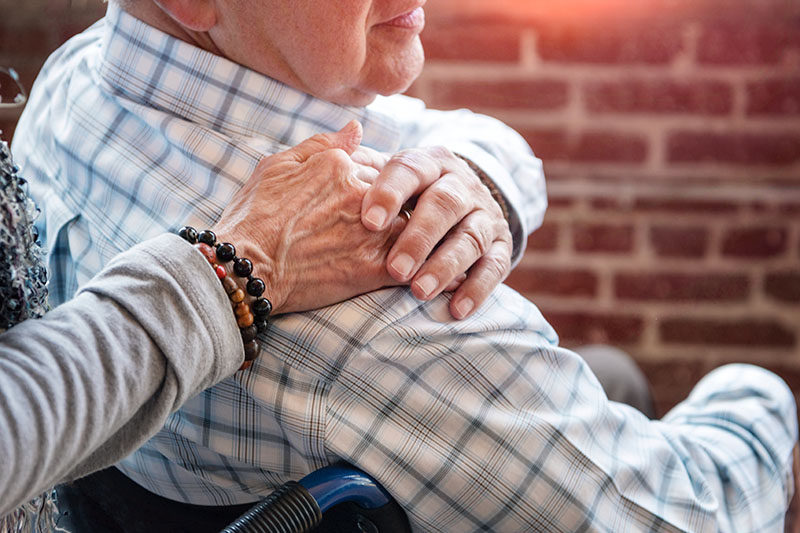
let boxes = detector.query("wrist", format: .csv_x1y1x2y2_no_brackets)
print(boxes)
178,226,273,371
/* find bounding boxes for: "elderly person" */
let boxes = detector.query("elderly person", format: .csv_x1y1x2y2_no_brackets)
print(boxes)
0,127,379,521
13,0,799,531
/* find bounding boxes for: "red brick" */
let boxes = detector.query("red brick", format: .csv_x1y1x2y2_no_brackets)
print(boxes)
635,198,740,214
521,129,648,163
546,196,575,209
667,132,800,165
573,223,634,253
526,221,559,251
722,227,788,258
747,79,800,116
585,80,733,115
660,317,796,347
536,23,683,64
650,226,709,258
506,267,597,297
542,310,644,344
429,79,568,110
614,272,749,301
421,24,521,62
697,22,798,65
764,270,800,303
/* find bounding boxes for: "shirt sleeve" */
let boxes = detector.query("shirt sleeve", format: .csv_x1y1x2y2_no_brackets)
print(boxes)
324,288,797,532
370,95,547,266
0,234,243,516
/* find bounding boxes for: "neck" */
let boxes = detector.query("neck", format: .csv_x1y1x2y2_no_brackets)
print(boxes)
116,1,223,56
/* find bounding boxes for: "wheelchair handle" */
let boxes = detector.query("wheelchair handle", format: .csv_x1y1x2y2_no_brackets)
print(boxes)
221,465,395,533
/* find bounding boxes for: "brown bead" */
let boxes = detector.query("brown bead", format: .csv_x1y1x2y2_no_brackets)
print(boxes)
230,289,245,303
240,324,258,344
239,360,253,371
237,312,254,328
243,340,260,361
222,277,238,295
235,301,250,317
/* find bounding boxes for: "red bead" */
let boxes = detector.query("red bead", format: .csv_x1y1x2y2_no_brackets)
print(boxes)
215,265,227,279
195,243,217,264
239,360,253,371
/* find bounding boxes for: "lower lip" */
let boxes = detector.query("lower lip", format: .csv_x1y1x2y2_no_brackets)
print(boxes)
382,7,425,30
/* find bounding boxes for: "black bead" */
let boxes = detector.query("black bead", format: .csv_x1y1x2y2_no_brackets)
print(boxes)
252,297,272,317
233,257,253,277
198,229,216,246
254,317,269,334
246,277,265,297
178,226,198,244
240,324,258,344
216,242,236,262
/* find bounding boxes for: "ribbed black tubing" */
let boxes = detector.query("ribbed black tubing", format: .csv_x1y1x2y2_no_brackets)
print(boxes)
221,481,323,533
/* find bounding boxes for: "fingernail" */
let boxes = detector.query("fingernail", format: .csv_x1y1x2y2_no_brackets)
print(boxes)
390,253,415,279
415,274,438,298
364,206,387,228
454,298,474,319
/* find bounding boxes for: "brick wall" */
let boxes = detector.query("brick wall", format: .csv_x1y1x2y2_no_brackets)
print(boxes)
418,0,800,414
1,0,799,415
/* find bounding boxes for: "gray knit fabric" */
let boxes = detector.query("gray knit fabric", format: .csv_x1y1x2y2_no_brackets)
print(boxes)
0,134,55,532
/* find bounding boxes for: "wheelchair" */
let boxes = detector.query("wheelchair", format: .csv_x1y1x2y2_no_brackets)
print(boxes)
222,464,411,533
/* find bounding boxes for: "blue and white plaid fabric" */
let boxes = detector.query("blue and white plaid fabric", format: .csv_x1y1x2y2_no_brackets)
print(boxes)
15,5,798,531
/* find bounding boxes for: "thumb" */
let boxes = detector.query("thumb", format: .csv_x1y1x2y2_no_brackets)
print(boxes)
286,120,363,163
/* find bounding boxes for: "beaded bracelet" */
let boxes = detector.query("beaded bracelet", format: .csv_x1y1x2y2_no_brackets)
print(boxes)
178,226,272,371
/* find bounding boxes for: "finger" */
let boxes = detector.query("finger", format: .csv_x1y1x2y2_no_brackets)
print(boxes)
448,239,512,320
385,172,475,282
361,148,449,231
352,145,389,171
285,120,363,163
407,210,499,299
443,273,467,292
354,163,380,185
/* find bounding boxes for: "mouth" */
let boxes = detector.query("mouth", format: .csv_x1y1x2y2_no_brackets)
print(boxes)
379,6,426,30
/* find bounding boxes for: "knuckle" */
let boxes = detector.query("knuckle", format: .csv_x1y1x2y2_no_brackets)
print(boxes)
388,150,424,175
428,184,468,219
460,226,490,258
427,145,454,161
483,254,509,281
324,148,354,171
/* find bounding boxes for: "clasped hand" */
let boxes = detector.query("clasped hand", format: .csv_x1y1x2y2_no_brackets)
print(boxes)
213,121,512,319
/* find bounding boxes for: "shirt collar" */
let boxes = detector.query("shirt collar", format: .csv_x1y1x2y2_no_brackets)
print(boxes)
98,3,402,152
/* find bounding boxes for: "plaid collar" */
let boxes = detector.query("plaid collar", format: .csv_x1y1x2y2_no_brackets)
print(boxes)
99,3,403,152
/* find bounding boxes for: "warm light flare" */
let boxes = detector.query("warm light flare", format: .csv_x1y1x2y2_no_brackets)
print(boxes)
426,0,761,23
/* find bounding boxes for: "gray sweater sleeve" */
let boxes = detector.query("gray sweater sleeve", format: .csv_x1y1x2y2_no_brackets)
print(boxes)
0,233,244,515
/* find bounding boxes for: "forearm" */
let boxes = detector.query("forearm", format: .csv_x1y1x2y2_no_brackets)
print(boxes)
660,364,798,531
325,290,797,530
0,234,243,515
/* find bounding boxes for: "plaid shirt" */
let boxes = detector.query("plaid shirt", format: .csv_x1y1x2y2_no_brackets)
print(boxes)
15,5,797,531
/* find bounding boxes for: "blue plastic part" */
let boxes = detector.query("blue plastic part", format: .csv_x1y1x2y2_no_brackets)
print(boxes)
299,465,393,512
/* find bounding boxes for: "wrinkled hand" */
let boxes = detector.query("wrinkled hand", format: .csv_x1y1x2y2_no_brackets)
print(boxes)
212,121,403,315
359,146,512,320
